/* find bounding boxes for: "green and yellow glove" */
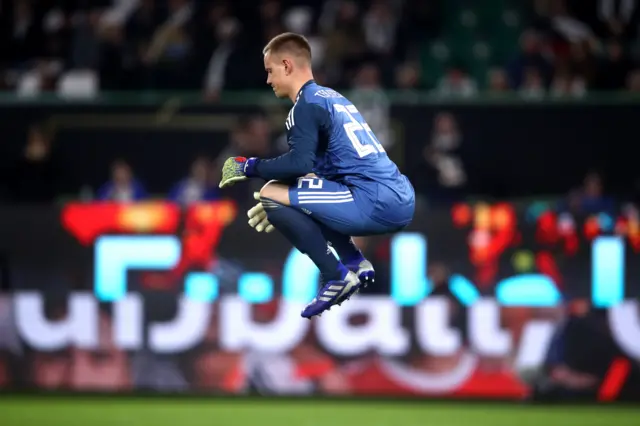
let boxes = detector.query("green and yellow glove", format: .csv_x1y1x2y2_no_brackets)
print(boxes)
219,156,258,188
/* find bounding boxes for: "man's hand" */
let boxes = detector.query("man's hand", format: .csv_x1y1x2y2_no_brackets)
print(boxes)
247,192,275,233
219,157,257,188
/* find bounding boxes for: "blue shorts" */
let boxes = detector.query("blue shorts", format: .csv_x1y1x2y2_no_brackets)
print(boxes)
288,177,410,236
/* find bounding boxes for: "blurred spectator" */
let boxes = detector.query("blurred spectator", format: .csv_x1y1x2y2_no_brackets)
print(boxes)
519,67,547,98
567,40,597,90
627,68,640,91
97,160,147,202
550,66,586,97
0,0,637,95
27,304,71,389
130,349,189,392
283,7,324,70
4,126,58,203
362,0,400,58
343,265,526,397
395,0,442,60
559,172,615,215
245,114,276,158
225,116,250,151
193,347,245,393
436,65,478,98
30,350,70,390
202,11,240,102
69,311,132,391
70,7,103,70
144,0,193,63
549,0,597,45
217,116,253,165
551,70,571,96
533,299,617,401
260,0,282,26
507,29,553,89
320,0,367,86
140,0,195,90
429,262,466,325
3,0,46,67
169,157,220,206
125,0,161,47
349,63,392,148
246,301,351,395
577,0,640,40
596,39,634,90
417,113,468,201
120,0,162,89
395,62,422,90
487,68,510,93
216,115,276,207
191,306,246,393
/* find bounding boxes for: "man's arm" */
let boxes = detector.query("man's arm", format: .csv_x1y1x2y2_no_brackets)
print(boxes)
247,102,329,181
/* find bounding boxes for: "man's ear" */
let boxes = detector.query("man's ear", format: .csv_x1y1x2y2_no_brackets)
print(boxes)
283,59,293,75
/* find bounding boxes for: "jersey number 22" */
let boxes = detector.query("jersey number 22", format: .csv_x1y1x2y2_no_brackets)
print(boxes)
334,104,386,158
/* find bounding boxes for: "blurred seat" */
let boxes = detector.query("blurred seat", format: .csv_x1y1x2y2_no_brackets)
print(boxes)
17,71,42,97
420,40,450,88
57,70,99,98
424,0,524,87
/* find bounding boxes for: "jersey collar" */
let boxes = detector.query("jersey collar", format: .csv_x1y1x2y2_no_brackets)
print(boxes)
297,79,315,100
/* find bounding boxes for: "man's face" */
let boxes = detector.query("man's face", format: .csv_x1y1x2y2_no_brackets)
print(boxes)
435,113,456,135
264,51,289,99
521,31,539,54
584,174,602,197
191,158,209,182
112,163,132,185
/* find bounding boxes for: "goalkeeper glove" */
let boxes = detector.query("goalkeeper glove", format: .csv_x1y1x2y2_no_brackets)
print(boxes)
219,157,258,188
247,192,275,233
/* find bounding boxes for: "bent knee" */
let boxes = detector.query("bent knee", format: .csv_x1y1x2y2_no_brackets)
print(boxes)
259,181,291,205
259,180,280,198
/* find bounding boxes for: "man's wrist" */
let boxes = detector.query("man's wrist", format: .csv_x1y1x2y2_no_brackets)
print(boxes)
243,157,259,177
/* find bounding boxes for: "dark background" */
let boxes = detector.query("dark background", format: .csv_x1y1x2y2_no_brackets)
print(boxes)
1,100,640,198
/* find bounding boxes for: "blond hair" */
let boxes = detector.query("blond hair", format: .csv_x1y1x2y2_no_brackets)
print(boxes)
263,32,312,63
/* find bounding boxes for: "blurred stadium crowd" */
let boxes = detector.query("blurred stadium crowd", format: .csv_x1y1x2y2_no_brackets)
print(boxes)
4,113,632,222
2,0,640,206
1,0,640,97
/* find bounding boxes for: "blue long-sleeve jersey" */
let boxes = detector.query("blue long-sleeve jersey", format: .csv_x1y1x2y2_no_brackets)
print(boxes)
254,80,405,191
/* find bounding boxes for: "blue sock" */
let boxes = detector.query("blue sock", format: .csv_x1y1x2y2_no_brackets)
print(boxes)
261,198,348,282
316,224,365,267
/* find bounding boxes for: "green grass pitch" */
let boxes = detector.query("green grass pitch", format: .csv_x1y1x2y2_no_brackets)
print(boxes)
1,396,638,426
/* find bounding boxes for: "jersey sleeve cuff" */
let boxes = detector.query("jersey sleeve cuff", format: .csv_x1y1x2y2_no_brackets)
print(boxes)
244,157,259,177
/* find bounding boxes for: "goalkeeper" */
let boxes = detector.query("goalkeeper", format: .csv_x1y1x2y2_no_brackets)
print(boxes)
219,33,415,319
